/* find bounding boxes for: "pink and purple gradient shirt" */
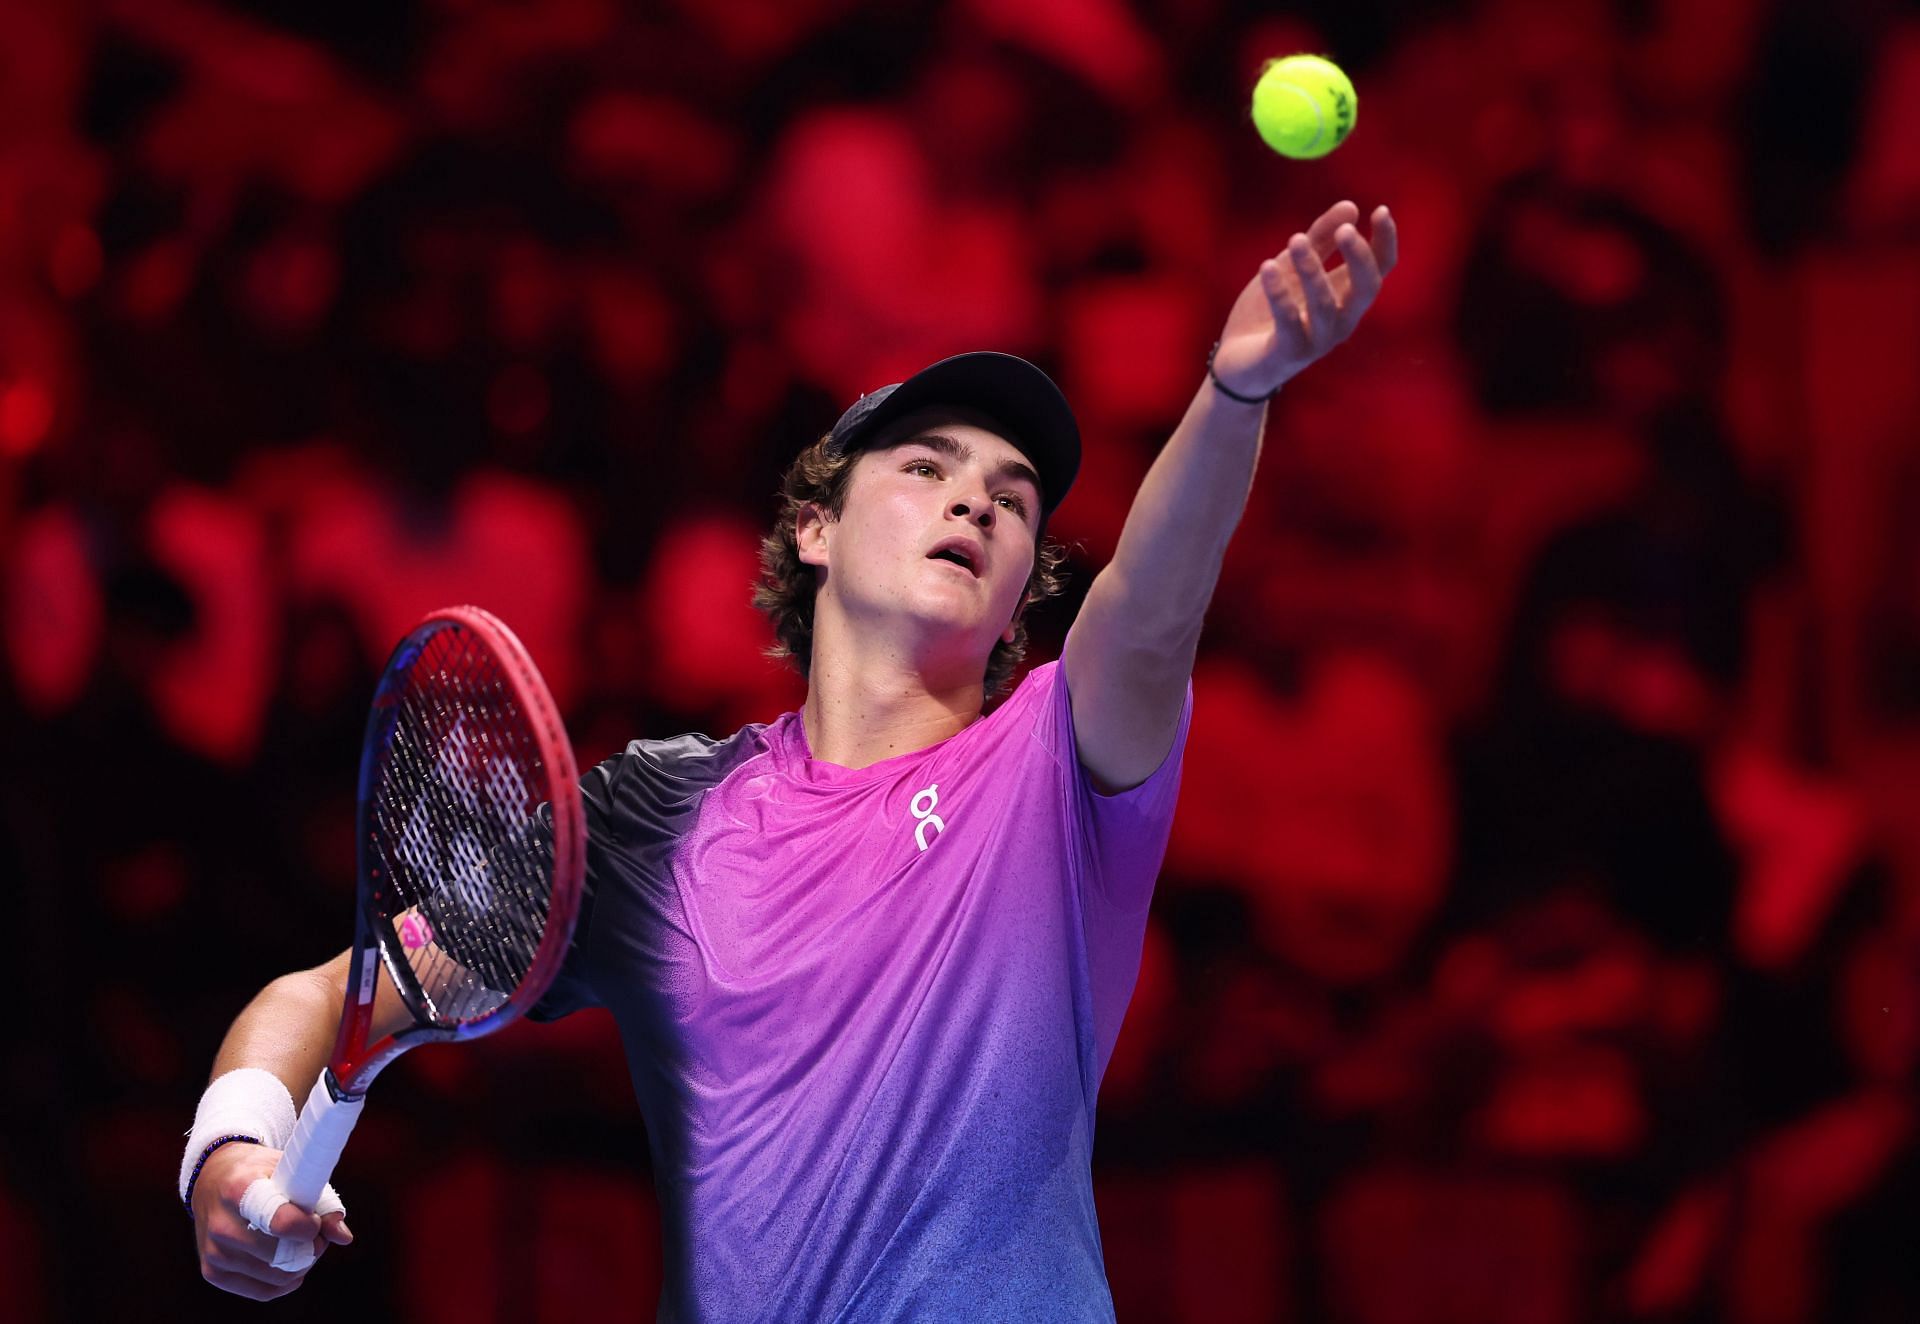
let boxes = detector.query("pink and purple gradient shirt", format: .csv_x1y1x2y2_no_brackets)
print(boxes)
531,657,1192,1322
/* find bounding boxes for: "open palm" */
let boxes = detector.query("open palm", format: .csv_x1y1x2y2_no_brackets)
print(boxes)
1210,200,1399,400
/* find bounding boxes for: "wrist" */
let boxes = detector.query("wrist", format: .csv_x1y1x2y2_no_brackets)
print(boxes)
179,1067,297,1214
1206,341,1280,406
182,1135,261,1216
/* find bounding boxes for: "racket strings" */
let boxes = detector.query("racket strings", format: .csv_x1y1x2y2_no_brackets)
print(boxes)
367,626,557,1026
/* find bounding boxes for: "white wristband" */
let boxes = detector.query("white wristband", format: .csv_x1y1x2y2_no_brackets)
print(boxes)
178,1067,298,1206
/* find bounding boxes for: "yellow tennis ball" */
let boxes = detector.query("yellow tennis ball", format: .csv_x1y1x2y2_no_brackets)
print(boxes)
1251,54,1357,160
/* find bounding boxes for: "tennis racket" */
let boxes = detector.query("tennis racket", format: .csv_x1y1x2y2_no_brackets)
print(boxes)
266,605,584,1269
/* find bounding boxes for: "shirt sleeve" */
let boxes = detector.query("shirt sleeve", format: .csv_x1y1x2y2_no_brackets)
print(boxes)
524,752,624,1022
1029,656,1194,914
1020,656,1192,1083
525,724,765,1024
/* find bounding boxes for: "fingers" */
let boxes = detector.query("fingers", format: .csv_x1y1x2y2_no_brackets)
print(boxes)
1247,202,1395,361
1279,203,1397,341
202,1219,317,1298
260,1205,330,1268
1304,200,1361,258
196,1179,346,1299
1369,203,1400,274
206,1237,314,1287
206,1200,325,1260
203,1264,304,1301
268,1200,324,1243
1286,233,1340,341
1258,257,1303,336
1293,201,1395,279
1335,222,1383,313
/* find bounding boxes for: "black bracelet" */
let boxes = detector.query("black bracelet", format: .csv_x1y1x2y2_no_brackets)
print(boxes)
182,1133,261,1217
1206,341,1278,405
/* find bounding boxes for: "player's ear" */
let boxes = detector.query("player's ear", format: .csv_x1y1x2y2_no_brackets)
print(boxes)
796,501,830,569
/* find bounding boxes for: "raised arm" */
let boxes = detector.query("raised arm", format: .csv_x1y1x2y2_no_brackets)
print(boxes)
1063,200,1398,792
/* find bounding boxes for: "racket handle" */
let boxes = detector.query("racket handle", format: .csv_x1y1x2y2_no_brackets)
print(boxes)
267,1072,364,1270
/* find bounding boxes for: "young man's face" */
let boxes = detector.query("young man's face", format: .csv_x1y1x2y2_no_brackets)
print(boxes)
799,407,1042,678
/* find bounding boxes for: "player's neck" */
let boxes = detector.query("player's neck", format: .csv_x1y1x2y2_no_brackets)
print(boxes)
799,644,986,771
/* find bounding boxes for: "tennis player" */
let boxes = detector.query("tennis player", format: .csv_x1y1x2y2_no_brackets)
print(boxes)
183,200,1396,1314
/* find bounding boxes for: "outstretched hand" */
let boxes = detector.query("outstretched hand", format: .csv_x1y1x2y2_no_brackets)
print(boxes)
1209,200,1398,400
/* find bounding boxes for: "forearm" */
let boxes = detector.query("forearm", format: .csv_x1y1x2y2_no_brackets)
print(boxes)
188,960,357,1297
210,963,344,1100
1059,204,1391,790
1103,376,1267,643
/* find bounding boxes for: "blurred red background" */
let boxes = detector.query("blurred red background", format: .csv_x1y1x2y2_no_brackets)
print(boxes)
3,0,1918,1320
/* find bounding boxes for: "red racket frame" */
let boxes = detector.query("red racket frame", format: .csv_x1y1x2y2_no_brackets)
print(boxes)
328,604,584,1098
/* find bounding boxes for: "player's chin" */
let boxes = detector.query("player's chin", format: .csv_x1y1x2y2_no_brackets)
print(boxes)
918,566,1018,610
903,603,1005,660
911,596,1004,640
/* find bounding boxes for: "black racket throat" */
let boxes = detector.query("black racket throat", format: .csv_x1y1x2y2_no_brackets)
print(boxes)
319,1066,363,1106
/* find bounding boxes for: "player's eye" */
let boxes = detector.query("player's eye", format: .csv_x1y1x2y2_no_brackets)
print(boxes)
996,493,1030,518
906,460,941,478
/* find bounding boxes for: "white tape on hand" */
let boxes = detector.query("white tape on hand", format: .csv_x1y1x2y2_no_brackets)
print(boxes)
239,1176,290,1236
241,1176,344,1273
272,1234,317,1273
313,1185,345,1220
240,1177,309,1272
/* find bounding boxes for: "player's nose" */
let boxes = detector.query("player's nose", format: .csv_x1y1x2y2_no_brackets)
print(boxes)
948,470,997,529
948,498,994,530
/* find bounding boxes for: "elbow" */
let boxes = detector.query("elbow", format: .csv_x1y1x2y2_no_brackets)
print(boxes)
271,962,346,1016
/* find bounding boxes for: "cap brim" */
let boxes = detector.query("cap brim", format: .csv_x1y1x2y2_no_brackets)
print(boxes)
834,352,1080,515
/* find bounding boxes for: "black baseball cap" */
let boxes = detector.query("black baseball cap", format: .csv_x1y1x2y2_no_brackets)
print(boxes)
824,352,1081,517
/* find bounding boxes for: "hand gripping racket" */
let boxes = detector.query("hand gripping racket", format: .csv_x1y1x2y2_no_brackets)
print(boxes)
267,605,584,1269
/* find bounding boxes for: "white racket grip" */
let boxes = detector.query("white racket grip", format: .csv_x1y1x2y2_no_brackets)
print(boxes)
268,1074,364,1269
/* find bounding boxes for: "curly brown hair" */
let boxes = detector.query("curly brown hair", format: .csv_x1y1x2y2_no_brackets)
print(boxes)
753,430,1071,697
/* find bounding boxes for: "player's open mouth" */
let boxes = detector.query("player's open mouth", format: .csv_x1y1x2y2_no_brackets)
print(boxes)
925,538,983,578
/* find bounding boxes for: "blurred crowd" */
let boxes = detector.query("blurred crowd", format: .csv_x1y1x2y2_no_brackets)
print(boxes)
3,0,1918,1320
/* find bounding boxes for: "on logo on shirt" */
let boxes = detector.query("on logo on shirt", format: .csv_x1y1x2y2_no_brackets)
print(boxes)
910,782,945,852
